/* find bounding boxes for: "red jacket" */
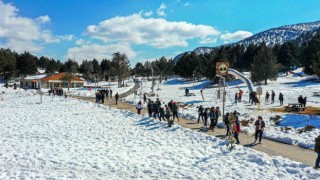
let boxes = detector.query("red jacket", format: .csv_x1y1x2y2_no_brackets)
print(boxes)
233,122,240,133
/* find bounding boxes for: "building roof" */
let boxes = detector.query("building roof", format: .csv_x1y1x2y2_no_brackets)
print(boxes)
41,73,84,82
24,74,48,80
22,73,84,82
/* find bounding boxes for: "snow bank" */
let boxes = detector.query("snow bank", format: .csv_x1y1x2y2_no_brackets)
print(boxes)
0,89,319,179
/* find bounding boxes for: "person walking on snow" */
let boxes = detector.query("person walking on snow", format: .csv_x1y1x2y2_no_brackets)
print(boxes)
235,93,238,104
147,100,153,117
271,90,275,104
165,105,173,127
203,108,209,127
233,117,241,144
152,102,159,119
197,105,204,123
168,100,173,111
298,95,303,105
143,93,147,103
172,102,179,122
115,92,119,105
224,112,231,136
314,135,320,169
136,101,143,114
253,116,265,144
185,88,189,96
279,93,284,106
238,90,243,102
265,91,270,103
209,107,216,131
302,97,307,107
159,103,166,121
216,107,221,122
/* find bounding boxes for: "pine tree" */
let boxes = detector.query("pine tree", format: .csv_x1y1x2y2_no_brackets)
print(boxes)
110,52,130,88
312,52,320,79
16,51,37,76
277,42,294,75
302,34,320,75
251,44,279,85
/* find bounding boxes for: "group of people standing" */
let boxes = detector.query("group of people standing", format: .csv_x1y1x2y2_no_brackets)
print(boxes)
298,95,307,107
234,90,243,104
137,98,180,127
95,89,112,104
224,111,266,145
95,89,119,105
49,88,64,96
197,105,221,131
240,90,286,106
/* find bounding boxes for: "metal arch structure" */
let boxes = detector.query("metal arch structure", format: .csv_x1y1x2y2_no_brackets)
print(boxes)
227,68,254,93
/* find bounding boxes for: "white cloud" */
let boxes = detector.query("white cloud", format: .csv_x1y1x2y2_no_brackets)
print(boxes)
183,2,190,7
75,39,85,45
58,35,74,41
220,30,253,42
67,43,137,62
0,1,71,54
200,37,217,44
157,3,166,17
86,13,220,49
36,15,50,24
144,11,153,17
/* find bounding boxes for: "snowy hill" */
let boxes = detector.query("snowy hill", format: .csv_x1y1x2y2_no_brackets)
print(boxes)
238,21,320,47
174,20,320,61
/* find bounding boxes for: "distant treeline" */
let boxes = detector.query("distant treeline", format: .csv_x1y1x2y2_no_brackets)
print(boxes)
1,34,320,85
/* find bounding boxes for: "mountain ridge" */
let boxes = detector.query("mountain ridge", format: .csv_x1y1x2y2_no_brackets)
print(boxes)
174,20,320,61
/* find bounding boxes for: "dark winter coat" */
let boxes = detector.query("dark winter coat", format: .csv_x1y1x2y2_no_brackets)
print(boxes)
254,120,265,131
198,106,204,114
152,104,159,113
279,94,284,101
209,111,216,120
168,101,173,110
172,104,178,112
165,108,171,119
147,102,153,113
315,136,320,153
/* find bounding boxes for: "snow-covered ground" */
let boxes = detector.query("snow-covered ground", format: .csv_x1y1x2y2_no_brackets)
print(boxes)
124,68,320,149
0,88,319,179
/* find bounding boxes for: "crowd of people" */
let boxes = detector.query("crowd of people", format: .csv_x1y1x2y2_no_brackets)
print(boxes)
49,88,65,97
138,97,268,146
136,98,180,127
95,89,113,104
197,105,221,131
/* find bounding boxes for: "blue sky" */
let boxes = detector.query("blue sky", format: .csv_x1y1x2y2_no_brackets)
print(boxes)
0,0,320,65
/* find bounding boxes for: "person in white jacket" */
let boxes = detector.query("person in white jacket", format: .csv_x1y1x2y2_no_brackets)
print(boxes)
136,101,143,114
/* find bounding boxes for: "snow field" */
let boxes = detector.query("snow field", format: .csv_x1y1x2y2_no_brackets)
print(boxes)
0,89,319,179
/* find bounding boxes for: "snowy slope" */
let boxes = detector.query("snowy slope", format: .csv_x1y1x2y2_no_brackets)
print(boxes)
238,21,320,47
0,88,319,179
125,68,320,149
174,20,320,60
